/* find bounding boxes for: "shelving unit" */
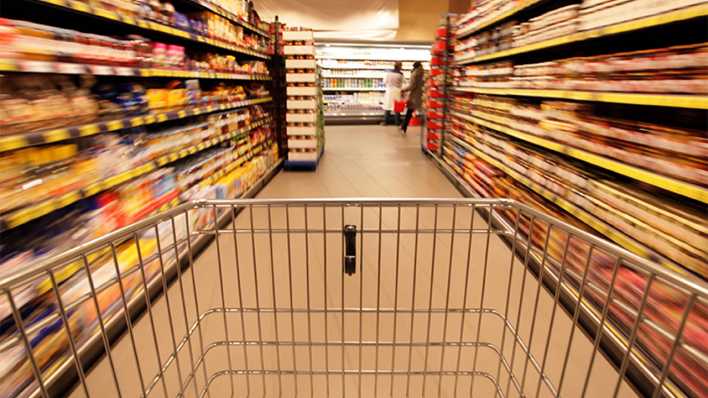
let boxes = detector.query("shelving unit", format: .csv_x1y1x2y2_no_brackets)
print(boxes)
316,43,431,123
0,1,282,396
283,29,325,169
322,87,386,92
0,58,271,80
0,98,271,153
27,0,272,58
456,3,708,64
454,87,708,109
424,18,454,154
432,3,707,397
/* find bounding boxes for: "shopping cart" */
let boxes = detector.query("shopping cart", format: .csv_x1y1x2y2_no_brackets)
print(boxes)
1,199,705,398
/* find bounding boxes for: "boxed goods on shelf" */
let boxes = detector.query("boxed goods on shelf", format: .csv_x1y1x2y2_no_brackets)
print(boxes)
578,0,705,30
287,98,318,109
444,110,708,395
0,17,272,76
441,3,707,395
0,121,277,397
0,74,271,138
456,43,708,95
283,27,324,169
286,58,318,69
465,97,707,187
424,18,453,153
20,0,272,58
0,0,279,396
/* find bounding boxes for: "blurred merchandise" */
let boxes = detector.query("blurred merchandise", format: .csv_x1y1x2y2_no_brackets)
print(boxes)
0,17,270,73
0,0,279,394
447,1,708,395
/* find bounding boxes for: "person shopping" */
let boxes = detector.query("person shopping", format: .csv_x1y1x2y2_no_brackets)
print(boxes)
400,61,424,134
382,62,403,125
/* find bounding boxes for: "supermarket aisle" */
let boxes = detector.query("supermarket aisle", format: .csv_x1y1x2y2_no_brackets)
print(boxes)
71,126,635,398
260,125,460,198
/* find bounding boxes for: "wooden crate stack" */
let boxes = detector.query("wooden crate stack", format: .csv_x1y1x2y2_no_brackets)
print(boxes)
283,28,324,169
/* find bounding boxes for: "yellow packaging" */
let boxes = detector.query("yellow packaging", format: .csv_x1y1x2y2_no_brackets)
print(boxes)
167,89,187,108
146,89,168,109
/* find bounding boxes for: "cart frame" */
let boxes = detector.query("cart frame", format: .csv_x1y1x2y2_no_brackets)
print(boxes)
1,198,706,397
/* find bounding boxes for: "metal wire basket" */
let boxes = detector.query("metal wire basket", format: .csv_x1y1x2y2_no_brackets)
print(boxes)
1,199,705,397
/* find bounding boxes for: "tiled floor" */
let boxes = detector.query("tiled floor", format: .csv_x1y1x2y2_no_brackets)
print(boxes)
70,125,636,397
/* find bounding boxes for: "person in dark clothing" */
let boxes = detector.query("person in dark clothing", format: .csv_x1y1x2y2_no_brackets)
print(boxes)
382,62,403,125
400,61,424,134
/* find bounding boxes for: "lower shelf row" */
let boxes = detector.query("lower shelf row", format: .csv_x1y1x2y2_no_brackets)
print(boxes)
1,146,281,397
437,118,705,396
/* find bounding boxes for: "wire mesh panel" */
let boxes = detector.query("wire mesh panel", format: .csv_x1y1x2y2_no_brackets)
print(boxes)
0,199,705,398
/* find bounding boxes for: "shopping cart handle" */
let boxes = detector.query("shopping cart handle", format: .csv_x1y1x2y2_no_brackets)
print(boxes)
344,225,357,275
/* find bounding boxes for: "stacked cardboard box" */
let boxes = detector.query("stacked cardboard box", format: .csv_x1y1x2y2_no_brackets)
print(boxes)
283,28,324,169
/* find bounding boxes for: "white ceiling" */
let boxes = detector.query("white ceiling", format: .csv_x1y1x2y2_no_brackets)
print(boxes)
255,0,400,40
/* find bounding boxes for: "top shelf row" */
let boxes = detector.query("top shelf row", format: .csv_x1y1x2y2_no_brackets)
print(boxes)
183,0,271,37
28,0,272,59
456,0,548,37
456,3,707,64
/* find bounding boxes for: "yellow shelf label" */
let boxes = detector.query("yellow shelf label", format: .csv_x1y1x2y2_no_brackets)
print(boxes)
106,120,124,131
79,124,100,136
471,116,708,204
44,129,71,143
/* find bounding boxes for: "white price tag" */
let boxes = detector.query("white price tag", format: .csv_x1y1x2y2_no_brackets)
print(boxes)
57,62,85,75
21,60,53,73
115,66,133,76
89,64,112,75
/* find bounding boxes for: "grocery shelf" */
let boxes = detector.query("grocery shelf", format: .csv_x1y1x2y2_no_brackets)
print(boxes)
322,87,386,92
456,3,708,64
320,65,416,71
0,117,271,232
0,58,271,80
322,75,385,79
317,57,429,62
29,157,282,397
432,151,688,398
193,152,250,188
451,111,708,204
446,134,686,276
325,112,383,117
185,0,271,37
0,97,272,153
454,87,708,109
456,0,548,38
31,0,271,59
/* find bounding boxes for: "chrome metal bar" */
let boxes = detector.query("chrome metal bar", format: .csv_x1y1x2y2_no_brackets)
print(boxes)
404,204,421,397
494,206,521,397
437,204,457,398
266,204,284,395
469,204,494,397
119,238,153,398
322,204,330,398
421,204,440,396
388,205,403,398
154,224,186,395
453,203,476,397
248,204,267,395
373,204,383,397
185,210,212,398
230,204,251,398
284,204,299,398
581,257,623,398
48,271,89,398
169,217,200,398
504,215,536,398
